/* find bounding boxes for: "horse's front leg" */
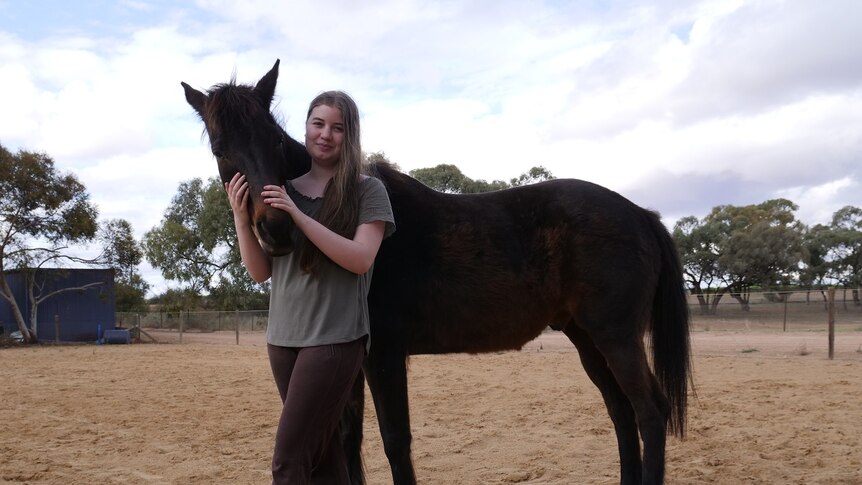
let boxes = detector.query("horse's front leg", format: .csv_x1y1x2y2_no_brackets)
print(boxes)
364,343,416,485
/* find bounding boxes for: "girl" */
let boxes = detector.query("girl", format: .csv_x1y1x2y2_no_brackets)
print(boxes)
226,91,395,483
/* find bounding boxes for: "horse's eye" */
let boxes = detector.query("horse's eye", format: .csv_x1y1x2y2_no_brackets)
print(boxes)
213,150,224,159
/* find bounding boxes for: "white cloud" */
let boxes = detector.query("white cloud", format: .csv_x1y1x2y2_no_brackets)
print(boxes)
2,0,862,296
672,0,862,122
777,178,859,226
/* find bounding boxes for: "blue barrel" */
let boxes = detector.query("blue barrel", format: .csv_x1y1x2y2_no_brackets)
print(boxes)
103,329,131,344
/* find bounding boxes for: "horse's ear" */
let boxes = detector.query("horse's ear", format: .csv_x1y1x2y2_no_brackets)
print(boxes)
254,59,280,108
182,82,207,116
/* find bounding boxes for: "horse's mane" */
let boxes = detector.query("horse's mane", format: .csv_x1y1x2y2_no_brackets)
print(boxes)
203,80,281,140
368,160,412,186
366,159,395,177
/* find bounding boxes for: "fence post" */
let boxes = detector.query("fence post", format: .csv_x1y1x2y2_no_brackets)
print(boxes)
828,287,835,360
179,310,185,344
235,309,240,345
782,292,788,332
54,314,60,344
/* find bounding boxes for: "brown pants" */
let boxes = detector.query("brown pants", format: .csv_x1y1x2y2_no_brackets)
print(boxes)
267,339,365,485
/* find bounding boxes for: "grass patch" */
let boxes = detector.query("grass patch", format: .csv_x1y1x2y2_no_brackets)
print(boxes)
740,347,760,354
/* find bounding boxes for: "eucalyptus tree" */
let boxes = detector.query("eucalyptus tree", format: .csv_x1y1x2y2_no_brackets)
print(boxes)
711,199,806,310
143,177,268,309
409,163,554,193
673,199,807,312
672,216,722,314
509,166,555,187
99,219,149,312
0,144,100,342
828,206,862,306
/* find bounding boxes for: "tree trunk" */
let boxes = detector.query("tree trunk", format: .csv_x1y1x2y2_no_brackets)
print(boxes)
730,291,751,311
695,294,709,315
691,289,711,315
29,303,40,344
709,292,726,314
0,277,36,343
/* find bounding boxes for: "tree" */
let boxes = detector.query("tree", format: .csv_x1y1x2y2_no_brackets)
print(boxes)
409,164,472,193
99,219,149,312
143,178,220,293
0,144,100,343
799,223,837,308
829,206,862,306
142,177,268,309
149,288,203,315
462,178,510,193
672,216,723,314
712,199,807,310
409,164,554,193
673,199,806,311
509,166,555,187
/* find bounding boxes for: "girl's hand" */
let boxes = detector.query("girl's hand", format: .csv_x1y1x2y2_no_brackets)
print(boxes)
225,173,250,225
262,185,298,217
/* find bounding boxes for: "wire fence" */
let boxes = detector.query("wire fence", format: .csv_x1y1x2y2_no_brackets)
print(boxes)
687,289,862,332
117,289,862,335
116,310,270,332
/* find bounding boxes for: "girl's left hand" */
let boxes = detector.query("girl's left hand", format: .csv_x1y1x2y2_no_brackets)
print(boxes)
262,185,298,217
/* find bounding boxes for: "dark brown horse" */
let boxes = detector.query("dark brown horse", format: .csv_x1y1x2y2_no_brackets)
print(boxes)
182,60,692,485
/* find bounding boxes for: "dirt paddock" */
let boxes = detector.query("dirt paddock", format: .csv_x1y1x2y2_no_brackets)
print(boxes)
3,330,861,484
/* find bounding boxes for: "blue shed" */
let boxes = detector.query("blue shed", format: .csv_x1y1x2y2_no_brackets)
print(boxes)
0,268,116,342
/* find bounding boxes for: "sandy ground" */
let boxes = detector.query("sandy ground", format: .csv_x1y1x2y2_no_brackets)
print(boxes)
2,330,861,484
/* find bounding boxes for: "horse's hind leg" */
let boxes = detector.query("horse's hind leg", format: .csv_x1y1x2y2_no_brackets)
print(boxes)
364,345,417,484
594,334,671,485
564,324,642,485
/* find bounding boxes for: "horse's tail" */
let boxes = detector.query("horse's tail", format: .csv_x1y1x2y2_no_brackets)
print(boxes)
647,210,692,438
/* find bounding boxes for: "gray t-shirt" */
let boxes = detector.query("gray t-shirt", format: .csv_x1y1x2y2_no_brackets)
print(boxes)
266,176,395,351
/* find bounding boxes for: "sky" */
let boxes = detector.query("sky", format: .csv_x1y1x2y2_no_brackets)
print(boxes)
1,0,861,296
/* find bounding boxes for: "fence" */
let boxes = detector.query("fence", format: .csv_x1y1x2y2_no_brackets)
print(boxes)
117,289,862,335
687,289,862,332
116,310,270,333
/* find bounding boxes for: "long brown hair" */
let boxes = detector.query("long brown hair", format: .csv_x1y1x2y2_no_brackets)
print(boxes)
298,91,363,273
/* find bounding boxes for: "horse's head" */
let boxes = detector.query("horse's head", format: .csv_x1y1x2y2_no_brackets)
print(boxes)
181,59,311,256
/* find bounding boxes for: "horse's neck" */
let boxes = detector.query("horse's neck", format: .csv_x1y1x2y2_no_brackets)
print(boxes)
281,130,312,179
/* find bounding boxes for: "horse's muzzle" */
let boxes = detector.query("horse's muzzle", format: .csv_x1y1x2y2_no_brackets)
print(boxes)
254,214,295,257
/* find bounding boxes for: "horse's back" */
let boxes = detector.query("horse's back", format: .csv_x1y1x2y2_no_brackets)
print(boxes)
368,167,665,353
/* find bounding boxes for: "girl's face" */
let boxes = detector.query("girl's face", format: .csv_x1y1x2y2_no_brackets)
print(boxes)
305,104,345,166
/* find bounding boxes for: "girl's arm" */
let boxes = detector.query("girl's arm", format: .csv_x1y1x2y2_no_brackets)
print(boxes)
262,184,385,275
226,174,272,282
